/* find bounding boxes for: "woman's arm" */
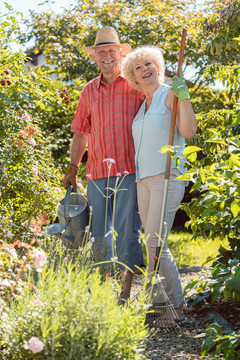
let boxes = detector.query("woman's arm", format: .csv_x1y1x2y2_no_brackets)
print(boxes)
166,90,197,139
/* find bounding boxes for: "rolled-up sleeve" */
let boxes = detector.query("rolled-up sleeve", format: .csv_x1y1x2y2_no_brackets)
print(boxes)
71,88,91,135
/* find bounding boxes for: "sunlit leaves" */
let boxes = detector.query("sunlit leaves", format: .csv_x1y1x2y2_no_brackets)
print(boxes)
203,0,240,65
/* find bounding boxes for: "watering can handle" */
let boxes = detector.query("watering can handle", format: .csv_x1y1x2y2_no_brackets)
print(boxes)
64,185,73,218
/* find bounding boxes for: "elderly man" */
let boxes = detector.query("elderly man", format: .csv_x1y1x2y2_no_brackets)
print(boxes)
63,27,145,300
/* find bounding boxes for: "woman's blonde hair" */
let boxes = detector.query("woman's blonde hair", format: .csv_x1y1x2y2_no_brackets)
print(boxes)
121,45,165,90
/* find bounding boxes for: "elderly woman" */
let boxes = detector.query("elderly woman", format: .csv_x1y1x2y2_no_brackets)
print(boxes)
121,46,197,322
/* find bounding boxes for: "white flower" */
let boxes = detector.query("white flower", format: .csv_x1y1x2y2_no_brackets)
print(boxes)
32,248,47,268
28,337,44,354
6,231,13,239
8,247,18,260
0,279,11,287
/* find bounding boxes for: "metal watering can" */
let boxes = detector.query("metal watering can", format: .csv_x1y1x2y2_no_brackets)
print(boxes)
46,186,89,249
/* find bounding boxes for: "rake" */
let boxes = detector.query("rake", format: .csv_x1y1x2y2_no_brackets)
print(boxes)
134,29,187,331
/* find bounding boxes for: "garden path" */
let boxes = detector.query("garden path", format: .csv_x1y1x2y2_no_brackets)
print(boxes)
131,268,239,360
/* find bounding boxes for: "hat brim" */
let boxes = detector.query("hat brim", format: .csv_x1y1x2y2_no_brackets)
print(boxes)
83,43,132,56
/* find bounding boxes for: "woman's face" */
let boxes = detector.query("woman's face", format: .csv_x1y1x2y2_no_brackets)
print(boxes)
133,58,159,87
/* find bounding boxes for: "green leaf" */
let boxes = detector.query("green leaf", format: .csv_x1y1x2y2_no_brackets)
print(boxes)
199,172,206,184
211,285,225,303
230,155,240,168
183,146,202,156
158,145,172,154
226,276,240,290
188,152,197,162
230,202,240,218
202,208,218,218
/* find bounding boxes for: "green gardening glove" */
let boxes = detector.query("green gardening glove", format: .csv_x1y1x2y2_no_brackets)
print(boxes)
171,66,190,102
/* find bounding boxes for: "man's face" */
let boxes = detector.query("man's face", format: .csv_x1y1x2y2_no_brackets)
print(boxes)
92,45,122,75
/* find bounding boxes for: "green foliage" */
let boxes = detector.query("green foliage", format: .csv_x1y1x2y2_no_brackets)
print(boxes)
201,323,240,360
184,257,240,309
202,0,240,65
0,240,46,305
181,138,240,241
0,2,22,48
41,233,95,273
180,127,240,307
0,11,78,243
0,264,148,360
206,64,240,103
18,0,211,86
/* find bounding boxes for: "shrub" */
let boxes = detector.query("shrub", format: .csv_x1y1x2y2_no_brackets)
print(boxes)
0,28,67,243
0,264,148,360
201,323,240,360
0,240,47,305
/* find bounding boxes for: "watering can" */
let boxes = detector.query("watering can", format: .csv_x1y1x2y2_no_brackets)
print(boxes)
46,186,89,249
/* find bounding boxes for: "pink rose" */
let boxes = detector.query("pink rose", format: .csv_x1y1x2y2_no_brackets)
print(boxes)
32,248,47,268
28,337,44,354
28,137,36,147
32,168,38,176
19,131,28,138
0,167,6,172
22,113,31,122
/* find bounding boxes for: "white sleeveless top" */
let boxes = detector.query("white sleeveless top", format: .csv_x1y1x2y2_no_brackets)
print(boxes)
132,84,186,182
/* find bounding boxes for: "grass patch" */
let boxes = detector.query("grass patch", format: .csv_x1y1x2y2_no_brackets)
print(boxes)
168,230,230,267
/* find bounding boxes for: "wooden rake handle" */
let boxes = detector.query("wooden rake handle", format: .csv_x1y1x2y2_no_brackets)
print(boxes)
165,28,187,180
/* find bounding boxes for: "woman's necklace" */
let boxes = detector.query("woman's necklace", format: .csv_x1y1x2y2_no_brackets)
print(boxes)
145,98,152,113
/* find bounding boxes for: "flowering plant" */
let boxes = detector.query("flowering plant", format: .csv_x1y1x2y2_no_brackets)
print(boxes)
0,240,48,305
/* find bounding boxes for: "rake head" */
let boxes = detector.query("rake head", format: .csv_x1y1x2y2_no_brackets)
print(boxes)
134,274,180,331
145,303,180,331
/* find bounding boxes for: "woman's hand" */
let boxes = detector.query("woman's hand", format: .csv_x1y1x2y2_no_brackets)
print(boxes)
171,67,190,102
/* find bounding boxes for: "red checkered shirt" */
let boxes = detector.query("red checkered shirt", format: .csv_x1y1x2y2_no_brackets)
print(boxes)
71,74,145,180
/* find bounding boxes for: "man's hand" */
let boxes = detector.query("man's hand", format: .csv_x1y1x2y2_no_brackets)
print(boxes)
63,164,79,192
171,66,190,102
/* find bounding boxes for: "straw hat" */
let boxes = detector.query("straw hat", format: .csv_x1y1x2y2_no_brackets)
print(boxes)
83,27,132,55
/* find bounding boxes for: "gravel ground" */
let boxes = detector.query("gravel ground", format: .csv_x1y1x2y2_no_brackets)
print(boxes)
131,268,221,360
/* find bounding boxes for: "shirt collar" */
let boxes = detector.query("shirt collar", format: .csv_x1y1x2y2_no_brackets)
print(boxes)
96,73,124,88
